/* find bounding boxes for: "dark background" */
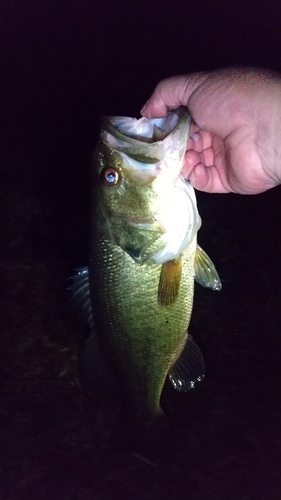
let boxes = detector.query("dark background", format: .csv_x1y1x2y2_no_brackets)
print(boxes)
1,1,281,499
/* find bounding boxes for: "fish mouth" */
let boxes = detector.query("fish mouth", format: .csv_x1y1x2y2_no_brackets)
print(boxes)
103,107,186,143
100,107,191,167
98,107,191,187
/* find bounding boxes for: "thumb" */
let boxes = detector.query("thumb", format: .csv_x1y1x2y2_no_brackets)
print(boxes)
140,73,208,118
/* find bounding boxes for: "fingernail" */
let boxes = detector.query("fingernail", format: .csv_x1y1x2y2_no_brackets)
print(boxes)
189,168,197,184
140,100,150,114
191,132,200,142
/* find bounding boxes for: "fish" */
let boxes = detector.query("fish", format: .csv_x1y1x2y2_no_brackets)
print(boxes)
70,107,221,459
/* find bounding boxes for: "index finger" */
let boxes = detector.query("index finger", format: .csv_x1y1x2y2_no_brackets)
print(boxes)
140,73,207,118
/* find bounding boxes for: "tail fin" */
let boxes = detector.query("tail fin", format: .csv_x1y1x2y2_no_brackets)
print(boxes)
112,410,172,463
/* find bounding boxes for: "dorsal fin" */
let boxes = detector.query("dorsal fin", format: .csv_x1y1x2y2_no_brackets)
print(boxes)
68,266,93,327
79,332,119,393
158,256,182,307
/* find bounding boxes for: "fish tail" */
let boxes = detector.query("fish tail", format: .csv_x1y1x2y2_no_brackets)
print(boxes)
112,409,172,463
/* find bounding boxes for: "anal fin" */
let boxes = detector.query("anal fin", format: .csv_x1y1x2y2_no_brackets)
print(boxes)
158,256,182,307
169,334,205,391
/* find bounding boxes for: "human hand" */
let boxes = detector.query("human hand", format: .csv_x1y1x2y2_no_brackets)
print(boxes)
141,68,281,194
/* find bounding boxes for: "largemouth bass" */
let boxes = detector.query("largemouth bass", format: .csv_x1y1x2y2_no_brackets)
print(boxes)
71,107,221,458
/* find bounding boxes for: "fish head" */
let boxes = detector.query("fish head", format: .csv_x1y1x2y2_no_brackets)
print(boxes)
92,108,201,264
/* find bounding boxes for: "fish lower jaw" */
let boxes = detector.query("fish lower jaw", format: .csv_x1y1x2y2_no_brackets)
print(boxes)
127,217,159,229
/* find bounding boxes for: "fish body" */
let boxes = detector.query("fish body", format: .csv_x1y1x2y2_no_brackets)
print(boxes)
89,222,196,416
71,108,221,456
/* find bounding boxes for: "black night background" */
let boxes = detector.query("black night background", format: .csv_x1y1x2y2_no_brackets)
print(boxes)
1,1,281,499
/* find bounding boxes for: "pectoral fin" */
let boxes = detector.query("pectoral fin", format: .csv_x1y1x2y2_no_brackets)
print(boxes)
169,334,205,392
194,245,222,291
158,256,182,307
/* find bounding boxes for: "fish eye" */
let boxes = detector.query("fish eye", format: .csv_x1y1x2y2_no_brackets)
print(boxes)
100,167,120,187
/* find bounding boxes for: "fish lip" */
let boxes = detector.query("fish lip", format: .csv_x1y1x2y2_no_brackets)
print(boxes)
108,213,159,228
127,216,155,223
126,216,158,227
